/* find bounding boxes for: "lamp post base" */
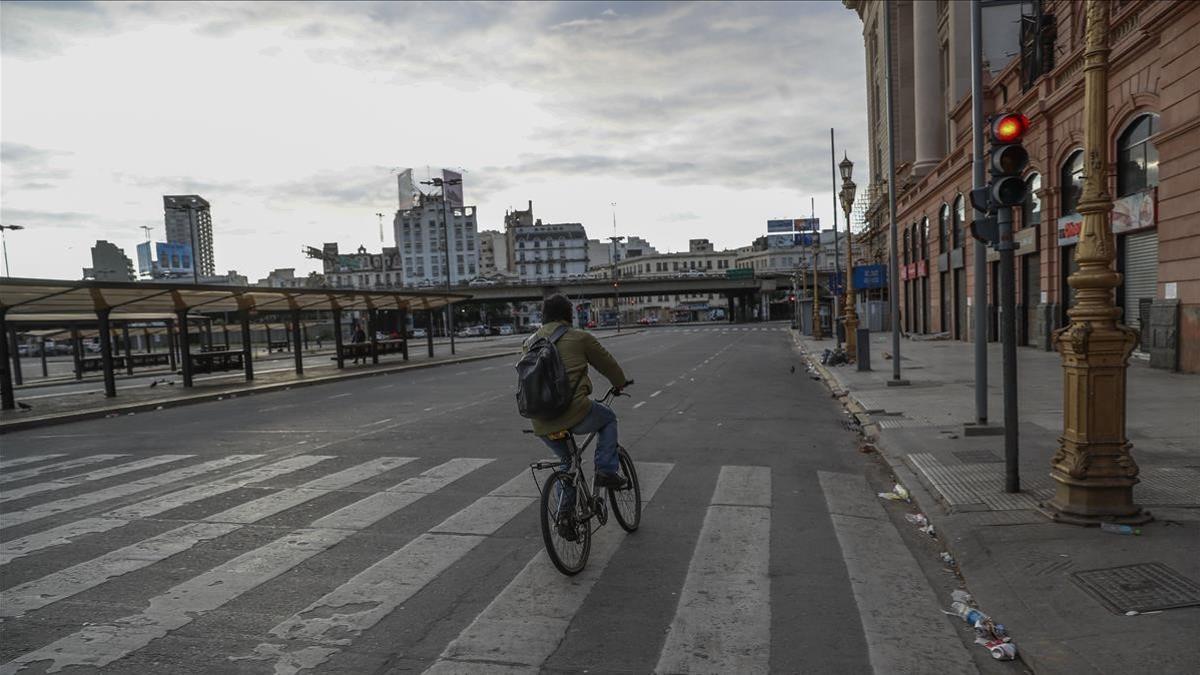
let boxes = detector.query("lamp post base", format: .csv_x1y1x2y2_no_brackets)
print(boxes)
1039,477,1153,526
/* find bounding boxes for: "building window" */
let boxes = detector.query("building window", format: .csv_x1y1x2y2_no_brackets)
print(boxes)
953,195,965,248
1022,173,1042,228
920,218,929,259
1061,150,1084,216
938,204,949,253
1117,113,1160,196
903,228,911,265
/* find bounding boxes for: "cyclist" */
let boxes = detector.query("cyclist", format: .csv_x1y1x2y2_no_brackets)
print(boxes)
525,294,630,494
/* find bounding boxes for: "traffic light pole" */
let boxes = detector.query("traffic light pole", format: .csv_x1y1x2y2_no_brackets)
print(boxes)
970,0,990,428
998,205,1020,493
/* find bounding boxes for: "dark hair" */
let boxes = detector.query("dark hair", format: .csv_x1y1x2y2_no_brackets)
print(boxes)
542,294,574,323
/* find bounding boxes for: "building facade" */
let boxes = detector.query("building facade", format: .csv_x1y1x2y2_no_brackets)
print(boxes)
163,195,214,276
394,192,479,288
513,221,589,282
587,235,659,271
321,243,403,290
477,230,510,277
83,240,136,281
847,0,1200,372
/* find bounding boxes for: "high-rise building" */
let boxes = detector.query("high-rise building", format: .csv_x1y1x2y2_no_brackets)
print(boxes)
512,220,589,283
163,195,214,276
83,240,136,281
478,230,510,277
394,192,479,287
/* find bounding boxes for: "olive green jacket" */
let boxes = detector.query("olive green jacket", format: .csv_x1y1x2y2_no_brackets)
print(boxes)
523,321,628,436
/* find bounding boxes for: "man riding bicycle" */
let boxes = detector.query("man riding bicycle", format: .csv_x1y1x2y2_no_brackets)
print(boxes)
524,294,629,490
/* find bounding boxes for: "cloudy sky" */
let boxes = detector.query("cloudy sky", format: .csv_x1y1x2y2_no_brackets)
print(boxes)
1,0,868,281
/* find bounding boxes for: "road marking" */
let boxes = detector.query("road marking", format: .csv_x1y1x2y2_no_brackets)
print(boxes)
367,418,393,426
666,380,675,387
424,462,675,674
1,459,491,672
656,466,771,674
0,456,334,564
327,392,352,399
0,454,67,470
817,471,975,674
479,366,495,371
236,470,534,673
0,454,260,532
424,406,434,411
651,390,662,398
0,455,193,504
633,401,646,409
0,454,128,484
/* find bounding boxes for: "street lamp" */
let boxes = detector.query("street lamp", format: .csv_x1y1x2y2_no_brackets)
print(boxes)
0,224,26,277
839,154,860,362
420,175,463,355
811,231,823,340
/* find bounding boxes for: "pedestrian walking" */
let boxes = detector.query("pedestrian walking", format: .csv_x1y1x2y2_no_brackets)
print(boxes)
351,322,366,364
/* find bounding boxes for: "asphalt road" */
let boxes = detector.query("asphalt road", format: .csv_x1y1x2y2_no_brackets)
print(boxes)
0,322,988,673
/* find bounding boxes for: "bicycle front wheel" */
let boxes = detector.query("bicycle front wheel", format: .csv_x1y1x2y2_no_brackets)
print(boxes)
540,471,591,576
609,446,641,532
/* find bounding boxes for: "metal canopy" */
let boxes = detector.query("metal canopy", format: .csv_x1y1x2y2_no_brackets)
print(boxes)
0,278,469,317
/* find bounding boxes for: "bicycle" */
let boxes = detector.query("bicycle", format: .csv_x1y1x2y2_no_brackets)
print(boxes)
527,381,641,576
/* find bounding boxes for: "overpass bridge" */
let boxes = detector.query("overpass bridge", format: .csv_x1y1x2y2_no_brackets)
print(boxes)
451,275,783,303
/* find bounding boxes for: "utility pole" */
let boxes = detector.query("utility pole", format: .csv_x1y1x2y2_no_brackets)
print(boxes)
811,232,822,340
375,212,385,244
830,129,842,349
883,0,907,386
970,0,990,428
1042,0,1148,525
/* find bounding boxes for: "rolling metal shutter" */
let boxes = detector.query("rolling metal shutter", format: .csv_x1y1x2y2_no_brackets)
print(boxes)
1122,230,1158,333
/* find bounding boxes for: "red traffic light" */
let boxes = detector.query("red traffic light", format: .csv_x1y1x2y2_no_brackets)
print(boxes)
991,113,1029,143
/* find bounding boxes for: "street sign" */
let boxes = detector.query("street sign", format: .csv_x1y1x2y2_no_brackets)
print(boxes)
853,264,887,289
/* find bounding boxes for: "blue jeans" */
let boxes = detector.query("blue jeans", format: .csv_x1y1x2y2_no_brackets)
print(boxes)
541,402,619,514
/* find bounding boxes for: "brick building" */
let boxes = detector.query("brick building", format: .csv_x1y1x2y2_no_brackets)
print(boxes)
846,0,1200,372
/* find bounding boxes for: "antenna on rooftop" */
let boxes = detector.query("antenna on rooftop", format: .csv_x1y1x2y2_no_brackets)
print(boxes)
375,213,385,243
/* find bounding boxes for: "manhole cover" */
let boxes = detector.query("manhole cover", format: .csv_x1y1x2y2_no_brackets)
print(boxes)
1071,562,1200,613
953,450,1002,464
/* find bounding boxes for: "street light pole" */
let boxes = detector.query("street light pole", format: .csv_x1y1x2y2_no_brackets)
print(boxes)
883,0,907,386
839,155,860,363
1043,0,1148,526
0,225,26,277
421,176,463,355
811,234,822,339
608,234,624,333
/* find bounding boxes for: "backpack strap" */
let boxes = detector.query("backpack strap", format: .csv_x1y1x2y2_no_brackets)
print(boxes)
548,323,587,399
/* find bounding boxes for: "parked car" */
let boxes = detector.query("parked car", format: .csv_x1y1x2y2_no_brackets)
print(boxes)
411,328,427,339
586,320,597,329
497,324,514,336
637,316,659,325
468,278,496,287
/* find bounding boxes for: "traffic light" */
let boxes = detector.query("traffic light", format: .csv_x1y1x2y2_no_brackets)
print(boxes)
986,112,1030,207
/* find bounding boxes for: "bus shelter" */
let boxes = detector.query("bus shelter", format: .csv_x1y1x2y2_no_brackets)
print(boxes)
0,278,468,410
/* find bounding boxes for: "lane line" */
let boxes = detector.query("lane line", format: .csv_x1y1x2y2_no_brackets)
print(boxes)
0,455,335,564
633,401,646,409
0,455,193,504
817,471,975,674
0,454,129,484
366,418,393,426
0,454,68,470
656,466,772,674
327,393,352,399
235,470,535,673
1,458,492,671
650,390,662,398
424,462,675,674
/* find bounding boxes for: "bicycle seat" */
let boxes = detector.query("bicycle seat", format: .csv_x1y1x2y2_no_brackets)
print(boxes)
545,430,571,440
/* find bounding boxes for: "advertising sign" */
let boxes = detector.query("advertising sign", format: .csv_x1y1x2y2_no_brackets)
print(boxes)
854,264,887,289
793,233,815,247
766,234,796,248
767,219,794,233
443,169,464,207
1112,188,1156,235
794,217,820,232
1057,214,1084,246
156,242,193,274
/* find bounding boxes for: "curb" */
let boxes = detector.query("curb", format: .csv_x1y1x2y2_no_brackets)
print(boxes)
0,328,644,435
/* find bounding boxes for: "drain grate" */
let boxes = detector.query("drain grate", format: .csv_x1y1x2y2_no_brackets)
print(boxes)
1072,562,1200,613
953,450,1002,464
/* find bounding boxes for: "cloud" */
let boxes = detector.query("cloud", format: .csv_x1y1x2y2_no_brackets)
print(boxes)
660,211,701,222
0,207,90,228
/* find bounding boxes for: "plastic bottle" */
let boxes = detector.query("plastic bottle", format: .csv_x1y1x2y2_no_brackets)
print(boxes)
950,601,972,620
1100,522,1141,536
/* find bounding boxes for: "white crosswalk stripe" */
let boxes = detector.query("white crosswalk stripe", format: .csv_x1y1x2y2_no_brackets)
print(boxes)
0,454,68,470
656,466,772,674
0,455,332,565
0,458,491,672
0,454,192,504
234,470,537,673
0,454,128,484
0,454,262,531
424,462,675,674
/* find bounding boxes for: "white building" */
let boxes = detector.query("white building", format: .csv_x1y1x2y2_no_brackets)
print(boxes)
586,235,659,271
395,192,479,287
513,221,589,282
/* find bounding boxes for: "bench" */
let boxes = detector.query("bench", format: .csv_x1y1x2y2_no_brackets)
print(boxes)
190,350,245,374
79,353,171,372
267,341,290,352
200,343,230,353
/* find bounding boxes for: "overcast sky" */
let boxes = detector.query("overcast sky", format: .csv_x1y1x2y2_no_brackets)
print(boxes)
1,0,868,281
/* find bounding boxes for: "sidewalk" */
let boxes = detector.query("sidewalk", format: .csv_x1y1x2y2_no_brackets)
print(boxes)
795,330,1199,674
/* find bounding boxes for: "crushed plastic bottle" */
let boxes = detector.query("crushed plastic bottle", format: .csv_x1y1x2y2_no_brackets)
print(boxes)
951,589,974,604
904,513,929,526
877,483,911,502
940,551,955,565
1100,522,1141,536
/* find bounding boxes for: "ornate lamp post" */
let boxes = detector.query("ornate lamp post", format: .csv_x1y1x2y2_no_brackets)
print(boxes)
839,155,859,361
1043,0,1149,525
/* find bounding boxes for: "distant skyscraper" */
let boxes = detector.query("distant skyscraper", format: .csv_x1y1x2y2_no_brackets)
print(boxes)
394,192,479,287
163,195,214,276
84,240,136,281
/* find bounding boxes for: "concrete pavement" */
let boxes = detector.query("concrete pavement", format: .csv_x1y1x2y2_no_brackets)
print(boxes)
798,329,1199,675
0,323,1005,673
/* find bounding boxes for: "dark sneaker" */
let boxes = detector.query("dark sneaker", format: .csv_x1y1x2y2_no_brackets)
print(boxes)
556,515,579,542
595,471,626,489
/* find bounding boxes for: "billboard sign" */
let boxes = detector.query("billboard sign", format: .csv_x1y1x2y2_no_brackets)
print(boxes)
155,242,193,275
854,264,887,289
794,217,820,232
767,219,794,233
768,217,820,233
766,234,797,249
443,169,464,207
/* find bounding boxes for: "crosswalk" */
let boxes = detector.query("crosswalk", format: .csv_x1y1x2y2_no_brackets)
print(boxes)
0,450,954,673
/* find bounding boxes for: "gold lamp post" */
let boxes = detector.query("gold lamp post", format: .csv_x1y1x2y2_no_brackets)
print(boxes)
839,154,859,361
1043,0,1149,525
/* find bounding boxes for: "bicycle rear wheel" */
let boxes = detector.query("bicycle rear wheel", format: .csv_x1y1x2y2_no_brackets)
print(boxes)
608,446,641,532
540,471,591,575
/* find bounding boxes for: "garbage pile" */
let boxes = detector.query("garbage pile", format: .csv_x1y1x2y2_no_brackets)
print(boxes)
945,590,1018,661
877,482,911,502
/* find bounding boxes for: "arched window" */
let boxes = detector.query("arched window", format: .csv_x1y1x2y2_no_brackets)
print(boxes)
1061,150,1084,216
921,218,930,259
953,195,965,248
903,228,911,265
939,204,949,253
1117,113,1159,196
1022,173,1041,228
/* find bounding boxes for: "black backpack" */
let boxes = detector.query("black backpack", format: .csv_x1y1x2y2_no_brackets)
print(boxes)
515,325,582,420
